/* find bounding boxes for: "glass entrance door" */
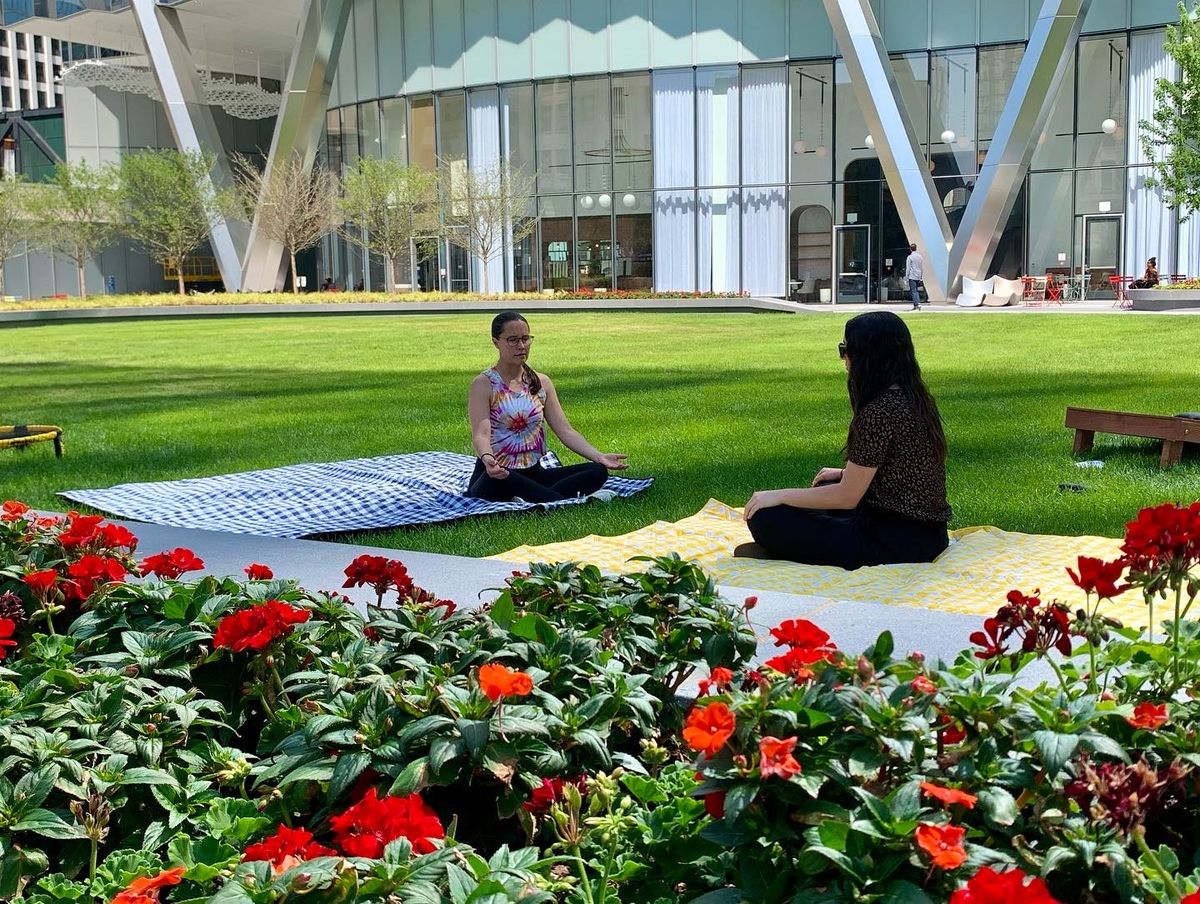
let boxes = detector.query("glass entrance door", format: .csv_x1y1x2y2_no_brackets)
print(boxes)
1081,215,1123,301
834,224,871,304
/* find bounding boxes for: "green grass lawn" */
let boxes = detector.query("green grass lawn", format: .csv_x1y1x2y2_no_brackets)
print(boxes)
3,311,1198,556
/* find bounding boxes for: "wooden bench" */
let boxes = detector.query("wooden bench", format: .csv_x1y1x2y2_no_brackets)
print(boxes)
1065,407,1199,469
0,424,64,457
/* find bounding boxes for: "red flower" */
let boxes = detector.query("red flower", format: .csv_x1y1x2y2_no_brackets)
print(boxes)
758,736,802,779
694,772,727,819
110,866,186,904
1,500,29,522
243,825,337,873
213,600,310,652
97,523,138,551
743,595,758,610
1126,701,1169,730
914,823,968,869
683,702,736,757
1067,556,1128,600
58,513,105,548
329,788,444,857
698,666,734,696
65,555,129,602
769,618,832,650
920,782,977,809
429,599,457,618
936,715,967,745
0,619,18,661
1181,894,1200,904
764,646,830,682
970,590,1072,660
1121,502,1200,579
23,569,58,595
949,867,1061,904
478,663,535,701
139,548,205,579
244,563,274,580
523,776,587,815
342,554,414,599
911,675,938,694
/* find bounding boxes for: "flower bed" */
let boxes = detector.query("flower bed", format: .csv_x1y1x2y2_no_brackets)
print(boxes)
2,498,1200,903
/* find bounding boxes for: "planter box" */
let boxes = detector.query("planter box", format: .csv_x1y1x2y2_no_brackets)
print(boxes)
1127,288,1200,311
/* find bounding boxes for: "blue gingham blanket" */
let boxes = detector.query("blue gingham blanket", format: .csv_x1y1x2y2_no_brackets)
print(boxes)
59,452,655,539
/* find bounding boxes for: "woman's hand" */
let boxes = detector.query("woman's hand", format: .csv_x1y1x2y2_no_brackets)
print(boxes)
744,490,785,521
483,457,510,479
597,452,628,471
811,467,844,487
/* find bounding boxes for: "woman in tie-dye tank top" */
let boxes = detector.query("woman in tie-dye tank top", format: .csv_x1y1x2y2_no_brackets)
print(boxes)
466,311,629,503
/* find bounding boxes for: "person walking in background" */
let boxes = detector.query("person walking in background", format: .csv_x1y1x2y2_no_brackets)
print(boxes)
905,243,924,310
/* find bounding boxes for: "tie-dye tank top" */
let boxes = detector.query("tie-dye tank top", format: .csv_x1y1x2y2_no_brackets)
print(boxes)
484,368,547,469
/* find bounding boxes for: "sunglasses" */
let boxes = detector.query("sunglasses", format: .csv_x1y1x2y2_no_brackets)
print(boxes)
838,341,847,359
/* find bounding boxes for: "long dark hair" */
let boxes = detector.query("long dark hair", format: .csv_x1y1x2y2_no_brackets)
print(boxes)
490,311,542,395
843,311,947,463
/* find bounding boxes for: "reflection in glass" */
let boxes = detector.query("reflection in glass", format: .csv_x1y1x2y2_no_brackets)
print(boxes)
931,50,976,178
574,77,612,197
1033,54,1074,170
325,110,343,177
360,101,382,160
341,104,360,175
835,59,875,179
978,45,1022,148
536,80,572,194
540,195,573,290
1077,36,1127,168
1027,171,1073,276
438,91,467,164
502,83,536,180
577,205,613,290
381,97,408,163
790,63,833,184
615,191,652,290
891,53,930,156
409,96,436,170
612,74,652,192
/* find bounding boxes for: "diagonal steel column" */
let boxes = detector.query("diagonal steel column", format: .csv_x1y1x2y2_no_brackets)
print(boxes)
129,0,249,292
949,0,1091,285
241,0,353,292
822,0,953,300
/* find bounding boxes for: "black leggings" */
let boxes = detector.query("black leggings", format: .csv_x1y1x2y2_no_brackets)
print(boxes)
747,505,948,570
466,459,609,503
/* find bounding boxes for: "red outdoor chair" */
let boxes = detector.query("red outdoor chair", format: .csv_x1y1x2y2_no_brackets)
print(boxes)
1044,274,1063,304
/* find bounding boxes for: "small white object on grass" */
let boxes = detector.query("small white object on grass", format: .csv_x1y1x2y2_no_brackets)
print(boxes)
1075,460,1105,469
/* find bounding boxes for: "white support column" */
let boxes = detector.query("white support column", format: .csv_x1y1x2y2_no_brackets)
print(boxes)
241,0,354,292
129,0,249,292
949,0,1091,286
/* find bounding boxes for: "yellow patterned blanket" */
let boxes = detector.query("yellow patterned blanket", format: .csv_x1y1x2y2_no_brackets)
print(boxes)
492,500,1141,624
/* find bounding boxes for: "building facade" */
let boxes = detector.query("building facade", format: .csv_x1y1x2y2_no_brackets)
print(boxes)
1,0,1195,300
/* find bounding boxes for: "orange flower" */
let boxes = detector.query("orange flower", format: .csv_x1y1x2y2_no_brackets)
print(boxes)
698,666,734,696
683,702,736,757
1126,701,1169,730
1,500,29,522
758,736,802,779
920,781,977,809
914,823,967,869
111,866,185,904
911,675,938,694
478,663,535,701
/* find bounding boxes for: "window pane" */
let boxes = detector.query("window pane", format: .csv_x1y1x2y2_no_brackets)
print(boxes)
697,66,740,187
410,96,436,170
616,191,652,290
789,184,833,301
577,197,613,290
502,83,535,180
653,189,696,291
438,91,467,165
1027,171,1074,276
361,101,382,160
326,109,343,176
1032,53,1073,170
613,73,652,191
931,50,977,179
536,79,572,194
978,45,1023,148
540,195,574,289
791,63,833,184
1076,35,1127,169
835,59,876,180
574,76,612,196
892,52,930,157
381,98,408,164
698,187,741,292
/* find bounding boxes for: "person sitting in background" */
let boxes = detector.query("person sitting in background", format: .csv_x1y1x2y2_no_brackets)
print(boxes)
1131,257,1159,289
737,310,952,570
466,311,628,503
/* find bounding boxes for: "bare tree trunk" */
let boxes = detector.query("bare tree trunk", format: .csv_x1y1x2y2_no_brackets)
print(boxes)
77,259,87,299
0,259,6,298
177,258,186,296
481,257,489,296
290,251,299,294
385,256,397,295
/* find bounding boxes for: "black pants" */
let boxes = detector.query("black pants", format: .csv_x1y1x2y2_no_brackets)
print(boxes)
747,505,948,570
466,459,608,503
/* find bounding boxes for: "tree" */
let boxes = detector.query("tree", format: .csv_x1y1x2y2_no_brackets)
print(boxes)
439,159,537,295
119,150,237,295
233,152,339,293
27,161,120,298
0,174,32,298
1141,2,1200,218
340,158,440,293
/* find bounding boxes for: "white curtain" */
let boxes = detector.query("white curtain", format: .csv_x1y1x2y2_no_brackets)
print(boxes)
740,67,787,297
1126,31,1176,280
652,69,696,291
697,68,741,293
468,88,506,293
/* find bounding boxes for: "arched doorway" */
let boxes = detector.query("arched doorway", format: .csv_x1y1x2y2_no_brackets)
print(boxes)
790,203,833,301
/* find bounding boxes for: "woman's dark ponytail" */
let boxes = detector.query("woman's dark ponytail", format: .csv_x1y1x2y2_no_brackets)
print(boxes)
491,311,542,395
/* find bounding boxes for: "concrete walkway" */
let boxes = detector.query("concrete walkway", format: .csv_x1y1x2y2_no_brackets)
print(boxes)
118,515,992,674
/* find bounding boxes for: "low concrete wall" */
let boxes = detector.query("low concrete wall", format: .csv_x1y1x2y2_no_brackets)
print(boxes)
1128,289,1200,312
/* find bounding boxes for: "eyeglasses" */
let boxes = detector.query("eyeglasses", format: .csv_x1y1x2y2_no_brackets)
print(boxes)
504,335,534,347
838,341,847,359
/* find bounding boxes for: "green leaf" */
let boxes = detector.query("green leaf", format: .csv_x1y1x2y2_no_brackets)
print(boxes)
510,613,558,646
723,784,758,824
621,774,668,804
489,595,514,628
1032,730,1080,779
869,631,895,663
976,787,1019,829
12,809,86,839
430,737,465,773
688,890,746,904
457,720,490,759
15,765,59,812
122,768,178,787
328,750,372,803
390,757,429,795
879,880,935,904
